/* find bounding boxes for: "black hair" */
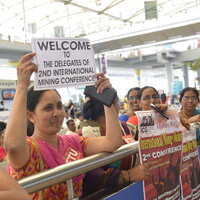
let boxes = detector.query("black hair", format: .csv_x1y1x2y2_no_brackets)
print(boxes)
82,87,118,120
27,86,60,136
66,119,74,126
137,86,159,100
76,112,83,119
0,121,6,135
179,87,199,103
64,105,68,113
127,87,140,98
82,98,105,120
27,86,49,111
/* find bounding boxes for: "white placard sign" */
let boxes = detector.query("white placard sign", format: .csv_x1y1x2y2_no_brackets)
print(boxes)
32,37,96,90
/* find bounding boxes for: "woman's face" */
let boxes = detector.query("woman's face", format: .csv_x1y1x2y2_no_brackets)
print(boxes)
139,88,160,110
128,90,140,112
28,90,65,135
181,90,199,112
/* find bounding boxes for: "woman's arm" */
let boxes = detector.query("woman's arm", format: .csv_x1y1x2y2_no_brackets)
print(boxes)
85,74,123,155
4,53,37,168
85,106,123,156
82,164,150,197
119,165,150,184
0,170,31,200
188,115,200,123
179,112,190,130
82,168,121,197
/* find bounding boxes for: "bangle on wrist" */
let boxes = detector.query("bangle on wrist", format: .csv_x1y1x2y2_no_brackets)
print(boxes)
120,172,126,184
127,170,131,183
121,171,131,184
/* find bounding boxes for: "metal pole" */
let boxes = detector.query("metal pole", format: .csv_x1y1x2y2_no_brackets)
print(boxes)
67,179,75,200
22,0,27,42
18,142,138,193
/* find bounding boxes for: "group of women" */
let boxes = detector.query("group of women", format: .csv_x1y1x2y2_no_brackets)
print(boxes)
120,86,200,141
0,52,199,200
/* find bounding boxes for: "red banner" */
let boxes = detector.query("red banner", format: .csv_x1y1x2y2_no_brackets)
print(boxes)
180,127,200,200
137,109,182,200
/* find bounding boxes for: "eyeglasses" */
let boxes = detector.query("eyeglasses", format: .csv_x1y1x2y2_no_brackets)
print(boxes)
141,95,159,101
128,96,139,101
182,96,198,101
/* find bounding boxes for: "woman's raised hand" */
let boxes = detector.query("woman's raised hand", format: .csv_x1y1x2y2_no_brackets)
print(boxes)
179,112,190,130
188,115,200,123
17,53,37,87
95,73,111,93
155,104,168,112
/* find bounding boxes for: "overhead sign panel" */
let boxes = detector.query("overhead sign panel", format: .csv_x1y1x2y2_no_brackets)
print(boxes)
144,1,157,20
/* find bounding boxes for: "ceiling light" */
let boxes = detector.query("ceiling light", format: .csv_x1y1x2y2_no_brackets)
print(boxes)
95,0,101,6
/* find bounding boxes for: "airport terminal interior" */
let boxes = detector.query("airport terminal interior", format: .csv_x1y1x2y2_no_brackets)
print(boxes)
0,0,200,104
0,1,200,200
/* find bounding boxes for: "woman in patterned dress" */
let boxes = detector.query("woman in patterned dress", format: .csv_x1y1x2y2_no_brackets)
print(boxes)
3,53,123,200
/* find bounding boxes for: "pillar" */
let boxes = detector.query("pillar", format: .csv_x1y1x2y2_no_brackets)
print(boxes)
182,65,189,87
196,68,200,87
165,62,173,96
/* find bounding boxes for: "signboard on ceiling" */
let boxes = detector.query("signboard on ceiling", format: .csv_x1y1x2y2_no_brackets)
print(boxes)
0,80,17,89
144,1,157,20
0,62,18,68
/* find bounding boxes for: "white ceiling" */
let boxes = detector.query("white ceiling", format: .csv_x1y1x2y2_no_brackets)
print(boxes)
0,0,200,44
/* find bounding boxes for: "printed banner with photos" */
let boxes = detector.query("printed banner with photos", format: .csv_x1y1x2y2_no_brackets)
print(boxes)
180,127,200,200
136,109,183,200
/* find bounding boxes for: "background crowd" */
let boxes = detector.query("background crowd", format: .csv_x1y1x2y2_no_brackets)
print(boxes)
0,53,199,200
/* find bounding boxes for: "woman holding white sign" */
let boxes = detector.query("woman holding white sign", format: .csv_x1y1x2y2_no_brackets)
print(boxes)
179,87,200,141
188,114,200,123
3,53,123,200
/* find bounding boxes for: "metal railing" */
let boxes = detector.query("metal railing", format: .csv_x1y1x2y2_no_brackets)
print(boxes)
18,142,139,194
